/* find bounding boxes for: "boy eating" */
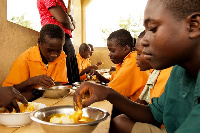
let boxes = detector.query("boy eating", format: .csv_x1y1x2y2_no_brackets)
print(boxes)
74,0,200,132
3,24,68,101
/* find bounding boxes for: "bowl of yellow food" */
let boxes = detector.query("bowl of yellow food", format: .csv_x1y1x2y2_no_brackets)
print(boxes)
0,102,46,127
30,105,110,133
38,85,72,99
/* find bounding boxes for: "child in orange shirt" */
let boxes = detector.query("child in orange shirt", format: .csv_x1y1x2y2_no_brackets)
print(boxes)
3,24,68,101
76,43,101,81
91,29,149,101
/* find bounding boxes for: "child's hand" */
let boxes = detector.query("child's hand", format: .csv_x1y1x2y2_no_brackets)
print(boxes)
96,61,104,66
0,87,28,113
73,82,110,109
110,66,116,71
30,75,55,88
89,65,98,71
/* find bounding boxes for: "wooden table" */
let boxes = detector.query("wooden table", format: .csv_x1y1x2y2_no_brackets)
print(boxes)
0,90,113,133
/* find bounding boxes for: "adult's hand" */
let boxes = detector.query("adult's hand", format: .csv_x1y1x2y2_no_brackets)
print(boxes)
73,82,111,110
30,75,55,88
0,86,28,113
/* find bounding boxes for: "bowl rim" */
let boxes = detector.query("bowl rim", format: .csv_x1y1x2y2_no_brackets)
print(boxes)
38,85,72,90
30,105,110,126
0,112,30,115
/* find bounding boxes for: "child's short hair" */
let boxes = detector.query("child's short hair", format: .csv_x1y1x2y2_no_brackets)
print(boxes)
160,0,200,21
107,29,133,50
39,24,65,43
79,43,90,53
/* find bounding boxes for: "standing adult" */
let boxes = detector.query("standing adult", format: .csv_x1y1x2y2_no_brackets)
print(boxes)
37,0,80,84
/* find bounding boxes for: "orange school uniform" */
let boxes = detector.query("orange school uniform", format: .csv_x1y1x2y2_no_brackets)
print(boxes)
3,45,68,86
150,67,173,100
139,67,173,103
76,53,91,81
108,51,149,101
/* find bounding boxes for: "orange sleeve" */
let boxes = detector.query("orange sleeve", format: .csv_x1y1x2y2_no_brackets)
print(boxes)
108,52,149,101
2,52,30,86
150,66,173,100
76,53,90,81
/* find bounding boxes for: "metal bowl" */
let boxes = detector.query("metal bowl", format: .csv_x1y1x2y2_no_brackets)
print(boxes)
38,85,72,99
30,105,110,133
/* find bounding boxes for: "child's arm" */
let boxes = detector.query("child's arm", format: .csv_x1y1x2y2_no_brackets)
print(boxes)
90,69,110,83
79,65,98,76
74,82,160,127
13,75,55,92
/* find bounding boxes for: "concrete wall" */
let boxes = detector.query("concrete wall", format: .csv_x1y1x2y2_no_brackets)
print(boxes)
0,0,39,85
90,47,114,69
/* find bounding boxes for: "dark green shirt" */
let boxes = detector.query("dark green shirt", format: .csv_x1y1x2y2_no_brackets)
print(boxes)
149,65,200,133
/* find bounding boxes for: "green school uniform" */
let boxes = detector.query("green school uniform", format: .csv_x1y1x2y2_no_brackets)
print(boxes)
149,65,200,133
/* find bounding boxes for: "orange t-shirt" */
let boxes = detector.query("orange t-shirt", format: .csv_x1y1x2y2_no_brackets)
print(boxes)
108,51,149,101
3,45,68,86
76,53,91,81
150,67,173,100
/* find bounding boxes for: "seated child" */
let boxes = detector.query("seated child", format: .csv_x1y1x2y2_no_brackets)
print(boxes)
76,43,101,81
91,29,149,101
135,31,173,105
3,24,68,101
87,43,103,67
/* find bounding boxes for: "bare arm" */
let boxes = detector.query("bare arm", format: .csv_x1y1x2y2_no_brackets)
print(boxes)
49,3,75,30
74,82,160,126
79,65,98,76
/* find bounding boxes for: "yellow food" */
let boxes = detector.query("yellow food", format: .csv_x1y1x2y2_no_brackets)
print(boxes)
49,110,94,124
0,102,46,113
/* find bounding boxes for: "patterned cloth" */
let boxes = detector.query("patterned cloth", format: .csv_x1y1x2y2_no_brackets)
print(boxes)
37,0,72,37
139,70,160,103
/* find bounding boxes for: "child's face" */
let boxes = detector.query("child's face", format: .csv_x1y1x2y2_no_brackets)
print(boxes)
107,39,130,64
136,38,152,71
142,0,191,70
39,35,63,62
80,48,91,59
90,47,94,56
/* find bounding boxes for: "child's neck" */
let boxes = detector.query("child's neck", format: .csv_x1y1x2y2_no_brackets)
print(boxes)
40,53,48,65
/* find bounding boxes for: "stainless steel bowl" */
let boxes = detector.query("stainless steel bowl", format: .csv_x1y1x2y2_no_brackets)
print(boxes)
38,85,72,99
30,105,110,133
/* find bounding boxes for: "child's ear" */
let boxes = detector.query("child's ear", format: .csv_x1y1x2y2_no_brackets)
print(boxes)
124,45,131,53
187,13,200,38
